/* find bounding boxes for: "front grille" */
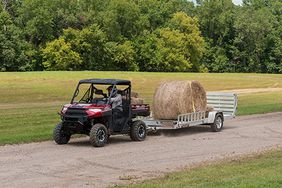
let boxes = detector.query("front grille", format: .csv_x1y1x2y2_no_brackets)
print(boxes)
65,117,79,121
65,108,87,116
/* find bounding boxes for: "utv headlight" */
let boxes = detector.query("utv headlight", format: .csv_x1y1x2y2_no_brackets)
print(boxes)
61,106,68,114
88,109,102,113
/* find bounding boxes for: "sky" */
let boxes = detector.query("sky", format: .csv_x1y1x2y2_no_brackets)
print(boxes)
232,0,243,5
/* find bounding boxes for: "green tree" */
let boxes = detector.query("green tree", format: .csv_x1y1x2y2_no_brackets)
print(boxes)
233,7,278,72
98,0,141,41
137,0,194,31
0,10,30,71
17,0,86,46
201,45,232,73
42,38,82,70
137,12,205,72
17,0,55,46
196,0,236,72
156,28,192,72
168,12,206,71
196,0,235,45
135,31,159,71
105,41,138,71
1,0,281,73
63,24,108,70
266,0,282,73
242,0,278,8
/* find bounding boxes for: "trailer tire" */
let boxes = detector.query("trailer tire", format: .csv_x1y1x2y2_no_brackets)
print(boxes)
90,123,108,147
53,123,71,145
130,120,147,141
211,114,224,132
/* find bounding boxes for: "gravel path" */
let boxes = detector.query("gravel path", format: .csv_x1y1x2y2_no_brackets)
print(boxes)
0,112,281,188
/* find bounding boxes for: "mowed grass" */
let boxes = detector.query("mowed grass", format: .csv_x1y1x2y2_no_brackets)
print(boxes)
238,92,282,115
117,149,282,188
0,71,282,145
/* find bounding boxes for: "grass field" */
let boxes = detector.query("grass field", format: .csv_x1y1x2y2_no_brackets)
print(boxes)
117,149,282,188
0,71,282,145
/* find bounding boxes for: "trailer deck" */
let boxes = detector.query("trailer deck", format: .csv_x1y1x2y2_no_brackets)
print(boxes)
143,92,238,130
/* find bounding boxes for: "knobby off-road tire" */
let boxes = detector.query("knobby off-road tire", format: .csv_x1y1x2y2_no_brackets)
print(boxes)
90,123,108,147
53,123,71,145
130,120,147,141
211,114,224,132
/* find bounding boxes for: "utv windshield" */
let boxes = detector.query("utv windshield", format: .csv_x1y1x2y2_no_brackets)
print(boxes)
71,83,110,104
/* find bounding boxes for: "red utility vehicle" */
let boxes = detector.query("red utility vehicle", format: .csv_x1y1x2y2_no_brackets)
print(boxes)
54,79,150,147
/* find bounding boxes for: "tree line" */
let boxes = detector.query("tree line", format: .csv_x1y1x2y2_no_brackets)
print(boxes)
0,0,281,73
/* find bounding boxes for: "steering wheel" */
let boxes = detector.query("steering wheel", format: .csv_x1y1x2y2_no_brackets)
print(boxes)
85,98,92,103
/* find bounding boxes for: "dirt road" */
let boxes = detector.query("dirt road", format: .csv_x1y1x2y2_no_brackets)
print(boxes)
0,112,281,188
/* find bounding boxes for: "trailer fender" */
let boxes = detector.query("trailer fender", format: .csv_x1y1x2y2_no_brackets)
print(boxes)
207,111,223,124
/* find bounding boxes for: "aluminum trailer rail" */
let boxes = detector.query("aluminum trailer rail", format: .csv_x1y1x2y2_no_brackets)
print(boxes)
143,92,238,130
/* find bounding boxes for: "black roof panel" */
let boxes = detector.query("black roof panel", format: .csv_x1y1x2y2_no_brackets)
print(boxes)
79,79,130,85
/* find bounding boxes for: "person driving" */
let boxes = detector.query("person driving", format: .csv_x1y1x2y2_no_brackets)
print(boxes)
107,85,123,111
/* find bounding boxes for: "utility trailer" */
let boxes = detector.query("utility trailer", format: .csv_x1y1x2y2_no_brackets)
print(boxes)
143,92,238,132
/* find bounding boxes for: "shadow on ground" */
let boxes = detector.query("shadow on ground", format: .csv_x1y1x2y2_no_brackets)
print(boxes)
68,135,132,147
153,125,236,137
67,125,237,147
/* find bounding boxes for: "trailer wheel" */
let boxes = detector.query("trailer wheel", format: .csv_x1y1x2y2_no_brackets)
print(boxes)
53,123,71,145
130,120,147,141
90,123,108,147
211,114,224,132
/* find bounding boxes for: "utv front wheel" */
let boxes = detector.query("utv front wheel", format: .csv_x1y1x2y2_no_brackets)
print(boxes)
130,120,147,141
53,123,71,145
90,123,108,147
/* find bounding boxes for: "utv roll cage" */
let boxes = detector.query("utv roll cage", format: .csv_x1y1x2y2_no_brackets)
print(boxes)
70,79,132,104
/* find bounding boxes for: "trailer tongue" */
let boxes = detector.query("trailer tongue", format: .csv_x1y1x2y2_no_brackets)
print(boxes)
143,92,238,131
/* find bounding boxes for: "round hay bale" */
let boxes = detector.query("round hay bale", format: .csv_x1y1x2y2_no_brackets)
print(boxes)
153,80,207,120
131,97,144,105
205,105,214,117
206,105,214,112
131,92,139,98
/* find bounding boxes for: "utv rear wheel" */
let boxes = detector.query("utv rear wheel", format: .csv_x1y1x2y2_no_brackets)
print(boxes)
130,120,147,141
90,123,108,147
211,114,224,132
53,123,71,145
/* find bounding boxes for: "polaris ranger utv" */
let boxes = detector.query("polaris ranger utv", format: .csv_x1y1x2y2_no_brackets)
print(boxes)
54,79,150,147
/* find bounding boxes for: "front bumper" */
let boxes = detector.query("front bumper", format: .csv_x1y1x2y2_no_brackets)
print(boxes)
61,115,89,134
